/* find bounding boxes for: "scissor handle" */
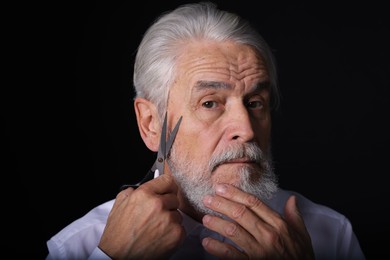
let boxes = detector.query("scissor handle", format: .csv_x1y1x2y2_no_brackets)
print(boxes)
119,168,155,190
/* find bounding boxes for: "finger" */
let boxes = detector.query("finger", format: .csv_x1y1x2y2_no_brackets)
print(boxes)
284,195,307,233
105,188,136,223
202,212,258,246
215,184,281,225
112,186,135,207
141,171,178,194
130,187,181,211
203,186,286,249
203,195,269,249
283,195,315,258
201,236,246,259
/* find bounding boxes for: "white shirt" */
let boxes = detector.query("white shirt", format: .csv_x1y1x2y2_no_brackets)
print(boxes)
46,189,365,260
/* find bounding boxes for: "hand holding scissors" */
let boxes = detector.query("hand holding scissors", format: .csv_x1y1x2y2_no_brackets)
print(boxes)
120,112,182,190
100,113,184,259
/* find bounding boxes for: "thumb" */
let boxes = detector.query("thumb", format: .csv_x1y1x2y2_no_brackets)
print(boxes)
284,195,315,259
284,195,306,232
146,169,178,194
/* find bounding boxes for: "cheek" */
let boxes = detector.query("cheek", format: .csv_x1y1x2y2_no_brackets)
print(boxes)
175,129,216,164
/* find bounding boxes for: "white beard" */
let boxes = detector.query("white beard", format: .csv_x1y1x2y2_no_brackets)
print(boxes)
167,142,279,218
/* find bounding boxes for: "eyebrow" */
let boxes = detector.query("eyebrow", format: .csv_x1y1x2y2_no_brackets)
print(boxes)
193,80,270,93
194,80,232,91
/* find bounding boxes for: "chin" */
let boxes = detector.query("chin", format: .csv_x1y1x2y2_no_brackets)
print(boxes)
211,163,259,185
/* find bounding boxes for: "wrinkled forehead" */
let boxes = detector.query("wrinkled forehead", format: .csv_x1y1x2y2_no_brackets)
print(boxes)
172,40,269,91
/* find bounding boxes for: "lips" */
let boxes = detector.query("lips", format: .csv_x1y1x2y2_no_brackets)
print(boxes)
212,157,257,172
225,157,255,164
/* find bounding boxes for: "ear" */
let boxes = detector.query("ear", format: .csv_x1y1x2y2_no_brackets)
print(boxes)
134,98,160,152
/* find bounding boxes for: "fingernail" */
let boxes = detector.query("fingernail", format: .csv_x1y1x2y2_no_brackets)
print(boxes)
203,215,211,224
215,184,227,194
202,237,210,247
203,195,212,206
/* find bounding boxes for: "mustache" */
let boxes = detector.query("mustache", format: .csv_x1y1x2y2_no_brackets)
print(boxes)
208,143,267,172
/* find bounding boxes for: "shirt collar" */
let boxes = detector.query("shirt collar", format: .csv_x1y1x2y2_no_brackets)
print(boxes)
178,209,203,235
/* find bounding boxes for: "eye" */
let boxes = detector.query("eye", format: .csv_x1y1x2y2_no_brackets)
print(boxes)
202,100,218,109
247,100,264,109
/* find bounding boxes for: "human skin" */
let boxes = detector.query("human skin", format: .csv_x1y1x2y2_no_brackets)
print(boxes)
168,40,272,189
98,40,314,259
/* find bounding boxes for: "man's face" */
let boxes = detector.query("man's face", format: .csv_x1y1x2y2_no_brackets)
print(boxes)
166,40,278,217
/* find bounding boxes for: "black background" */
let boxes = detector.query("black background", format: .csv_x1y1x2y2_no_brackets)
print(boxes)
5,0,389,258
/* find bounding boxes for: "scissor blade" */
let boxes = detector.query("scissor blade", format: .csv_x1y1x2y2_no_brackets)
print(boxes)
119,167,156,190
157,112,168,160
154,112,168,175
118,113,182,190
165,116,183,155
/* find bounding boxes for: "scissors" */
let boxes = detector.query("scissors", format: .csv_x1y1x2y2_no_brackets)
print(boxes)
120,112,182,190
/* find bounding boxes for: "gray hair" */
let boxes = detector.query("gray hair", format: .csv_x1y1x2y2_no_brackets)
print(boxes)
133,2,280,120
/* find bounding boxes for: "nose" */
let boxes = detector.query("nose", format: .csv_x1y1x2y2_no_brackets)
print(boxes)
226,105,255,143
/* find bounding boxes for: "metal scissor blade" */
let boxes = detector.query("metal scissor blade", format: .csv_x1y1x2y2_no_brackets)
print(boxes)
157,112,168,160
156,113,183,175
165,116,183,155
119,167,155,190
155,112,168,175
119,113,182,191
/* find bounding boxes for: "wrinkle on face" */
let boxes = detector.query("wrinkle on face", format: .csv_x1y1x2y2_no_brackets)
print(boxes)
164,40,276,218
